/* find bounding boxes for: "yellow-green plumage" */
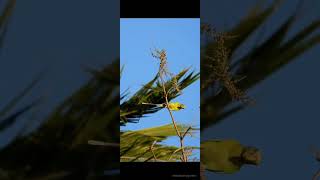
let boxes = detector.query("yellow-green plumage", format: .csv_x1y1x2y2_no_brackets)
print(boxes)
201,139,261,173
142,102,185,111
164,102,185,111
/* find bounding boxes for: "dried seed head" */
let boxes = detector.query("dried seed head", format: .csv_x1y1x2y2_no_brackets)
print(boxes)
201,24,250,103
151,48,180,93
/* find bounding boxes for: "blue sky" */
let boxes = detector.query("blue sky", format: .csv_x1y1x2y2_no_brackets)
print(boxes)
120,18,200,160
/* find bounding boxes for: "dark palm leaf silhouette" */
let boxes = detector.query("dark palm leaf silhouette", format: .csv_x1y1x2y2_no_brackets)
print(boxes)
0,0,15,49
0,1,120,179
0,0,41,134
0,60,120,179
0,98,41,132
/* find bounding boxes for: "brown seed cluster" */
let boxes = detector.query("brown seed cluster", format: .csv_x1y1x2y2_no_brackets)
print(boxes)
152,48,180,93
201,23,249,103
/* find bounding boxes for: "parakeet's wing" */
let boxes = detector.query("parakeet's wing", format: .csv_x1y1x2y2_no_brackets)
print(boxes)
167,103,178,111
201,139,244,173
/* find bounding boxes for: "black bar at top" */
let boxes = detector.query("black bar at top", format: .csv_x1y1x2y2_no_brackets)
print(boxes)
120,0,200,18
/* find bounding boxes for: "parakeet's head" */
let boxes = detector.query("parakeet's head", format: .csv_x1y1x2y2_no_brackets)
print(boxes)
178,104,186,110
241,146,261,165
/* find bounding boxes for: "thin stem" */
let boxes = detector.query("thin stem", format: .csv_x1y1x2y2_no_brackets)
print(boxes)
153,48,190,162
159,73,187,162
150,140,158,162
182,126,192,139
159,75,181,136
168,147,183,161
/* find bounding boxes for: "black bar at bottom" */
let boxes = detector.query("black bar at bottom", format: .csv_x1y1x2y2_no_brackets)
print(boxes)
121,162,200,179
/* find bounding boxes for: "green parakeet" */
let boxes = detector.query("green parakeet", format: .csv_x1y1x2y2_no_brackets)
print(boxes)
201,139,261,173
141,102,185,111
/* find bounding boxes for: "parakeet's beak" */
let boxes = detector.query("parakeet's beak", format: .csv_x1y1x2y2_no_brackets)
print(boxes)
180,105,186,109
242,147,261,166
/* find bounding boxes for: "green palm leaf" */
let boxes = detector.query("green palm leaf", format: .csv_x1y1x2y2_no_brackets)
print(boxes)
121,124,198,162
120,68,199,125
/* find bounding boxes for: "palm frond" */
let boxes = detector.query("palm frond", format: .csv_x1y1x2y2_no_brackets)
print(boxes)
120,124,198,162
0,72,43,118
0,0,16,49
120,68,199,125
0,98,41,132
